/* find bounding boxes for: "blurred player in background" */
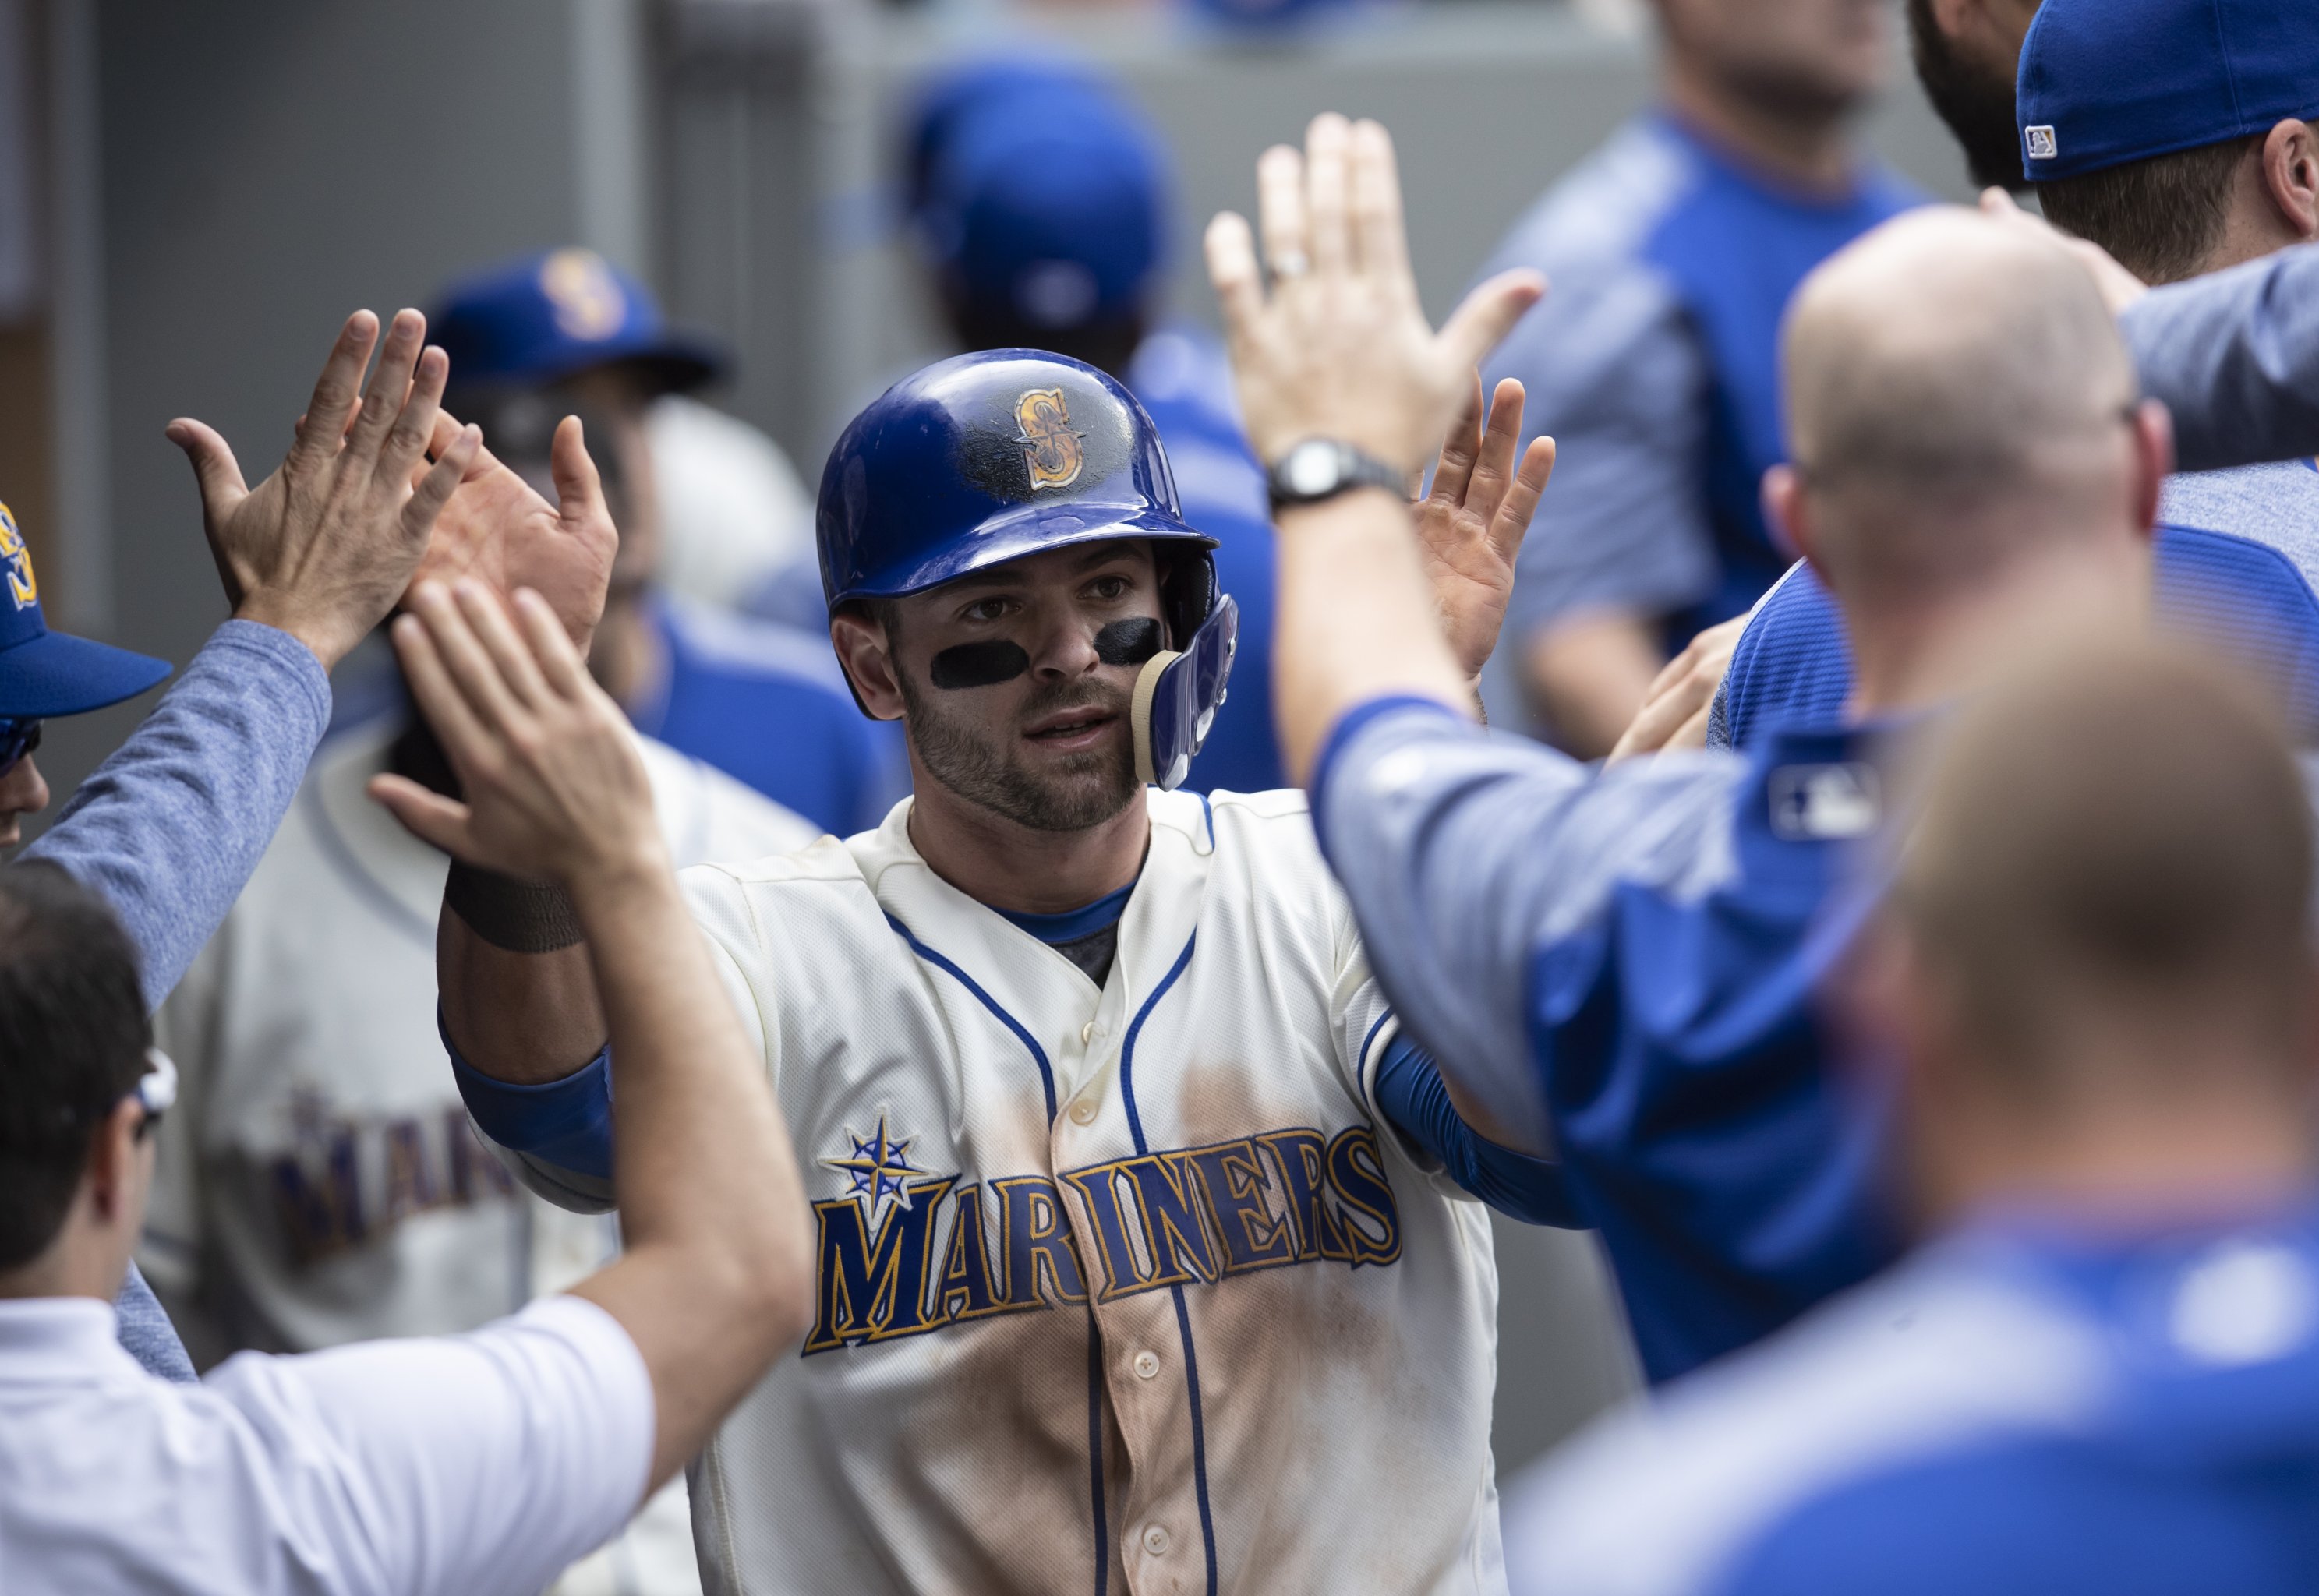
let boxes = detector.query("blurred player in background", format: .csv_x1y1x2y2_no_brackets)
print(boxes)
894,58,1285,794
1710,0,2319,754
1474,0,1920,754
433,248,903,836
1907,0,2041,190
1510,641,2319,1595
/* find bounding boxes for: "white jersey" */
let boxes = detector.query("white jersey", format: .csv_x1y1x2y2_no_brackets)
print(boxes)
140,715,815,1596
516,788,1506,1595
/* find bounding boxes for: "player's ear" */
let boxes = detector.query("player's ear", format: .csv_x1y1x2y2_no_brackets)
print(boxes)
829,605,907,722
1762,464,1821,574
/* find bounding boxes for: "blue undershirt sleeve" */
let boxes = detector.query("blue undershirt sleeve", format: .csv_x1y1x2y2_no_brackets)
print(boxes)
1372,1034,1583,1228
442,1010,617,1194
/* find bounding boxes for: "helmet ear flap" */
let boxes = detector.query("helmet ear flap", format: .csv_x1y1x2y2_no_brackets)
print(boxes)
1155,546,1218,650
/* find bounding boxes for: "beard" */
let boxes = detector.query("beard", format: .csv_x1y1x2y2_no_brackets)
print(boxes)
1907,0,2030,192
899,670,1141,833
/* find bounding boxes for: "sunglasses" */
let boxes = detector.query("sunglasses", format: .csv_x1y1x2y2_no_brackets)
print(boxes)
0,716,41,777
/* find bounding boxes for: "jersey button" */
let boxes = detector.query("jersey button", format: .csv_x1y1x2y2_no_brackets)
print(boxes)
1132,1349,1161,1379
1069,1099,1098,1125
1142,1526,1171,1556
1080,1021,1098,1045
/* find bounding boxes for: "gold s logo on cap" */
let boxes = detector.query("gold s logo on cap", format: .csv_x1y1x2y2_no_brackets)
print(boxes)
0,503,38,610
2025,125,2059,161
539,249,626,341
1013,387,1087,492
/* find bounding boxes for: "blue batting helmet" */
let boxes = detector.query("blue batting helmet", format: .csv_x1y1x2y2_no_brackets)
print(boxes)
817,348,1238,789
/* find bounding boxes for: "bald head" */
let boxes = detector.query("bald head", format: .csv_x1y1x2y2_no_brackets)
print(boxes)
1783,208,2146,596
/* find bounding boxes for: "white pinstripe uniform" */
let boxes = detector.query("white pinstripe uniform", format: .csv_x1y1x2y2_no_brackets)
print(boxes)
504,786,1508,1595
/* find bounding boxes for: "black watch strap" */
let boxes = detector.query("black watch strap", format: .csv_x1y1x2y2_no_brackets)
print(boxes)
1266,439,1407,513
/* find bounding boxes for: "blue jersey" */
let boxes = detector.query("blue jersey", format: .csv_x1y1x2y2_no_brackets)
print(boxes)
1478,115,1921,650
1713,464,2319,752
1507,1204,2319,1596
1313,697,1905,1382
627,595,904,837
1128,327,1285,795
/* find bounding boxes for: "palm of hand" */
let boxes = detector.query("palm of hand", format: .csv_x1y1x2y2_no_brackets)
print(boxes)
412,450,616,651
1414,492,1515,680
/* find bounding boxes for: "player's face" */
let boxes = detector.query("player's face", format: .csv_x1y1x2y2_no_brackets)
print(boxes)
1660,0,1892,120
0,750,48,848
886,542,1162,832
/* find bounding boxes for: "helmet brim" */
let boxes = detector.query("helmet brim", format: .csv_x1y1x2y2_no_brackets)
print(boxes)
829,500,1216,606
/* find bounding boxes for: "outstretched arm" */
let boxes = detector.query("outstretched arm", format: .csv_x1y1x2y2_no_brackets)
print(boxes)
1206,115,1543,782
375,578,811,1489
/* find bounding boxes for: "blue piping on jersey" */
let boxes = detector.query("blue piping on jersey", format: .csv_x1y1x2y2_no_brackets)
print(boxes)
300,774,436,945
883,910,1059,1122
1119,934,1218,1594
1197,789,1215,852
1087,1329,1109,1596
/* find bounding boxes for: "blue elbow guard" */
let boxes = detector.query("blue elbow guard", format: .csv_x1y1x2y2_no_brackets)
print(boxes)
440,1009,616,1183
1373,1033,1583,1228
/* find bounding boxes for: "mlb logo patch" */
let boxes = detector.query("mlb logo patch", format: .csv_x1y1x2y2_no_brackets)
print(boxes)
1769,763,1881,842
2025,125,2059,162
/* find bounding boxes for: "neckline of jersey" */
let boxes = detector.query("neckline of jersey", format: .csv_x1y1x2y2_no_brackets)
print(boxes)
993,880,1137,945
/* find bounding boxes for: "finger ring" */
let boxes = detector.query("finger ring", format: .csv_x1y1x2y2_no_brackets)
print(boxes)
1270,249,1309,283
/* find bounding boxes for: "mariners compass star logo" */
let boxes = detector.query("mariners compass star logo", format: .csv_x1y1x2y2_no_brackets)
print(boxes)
824,1113,924,1214
1013,387,1086,492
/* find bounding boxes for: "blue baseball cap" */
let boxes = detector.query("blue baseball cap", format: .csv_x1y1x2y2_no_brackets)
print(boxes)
431,248,726,395
0,503,169,718
907,62,1170,331
2018,0,2319,182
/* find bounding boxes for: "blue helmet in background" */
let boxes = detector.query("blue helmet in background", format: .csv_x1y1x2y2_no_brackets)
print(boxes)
903,60,1171,335
818,348,1237,789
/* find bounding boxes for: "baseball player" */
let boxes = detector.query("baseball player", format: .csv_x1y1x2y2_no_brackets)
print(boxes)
1472,0,1921,754
412,337,1564,1594
897,58,1286,795
432,248,904,835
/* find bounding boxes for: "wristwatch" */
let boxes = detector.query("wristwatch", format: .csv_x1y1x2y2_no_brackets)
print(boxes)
1265,439,1406,513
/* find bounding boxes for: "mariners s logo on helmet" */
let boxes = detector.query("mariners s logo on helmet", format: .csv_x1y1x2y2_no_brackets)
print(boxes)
0,503,38,611
1013,387,1086,492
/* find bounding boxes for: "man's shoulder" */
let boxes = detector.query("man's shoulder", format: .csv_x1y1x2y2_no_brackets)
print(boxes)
1504,1252,2108,1596
1486,117,1702,284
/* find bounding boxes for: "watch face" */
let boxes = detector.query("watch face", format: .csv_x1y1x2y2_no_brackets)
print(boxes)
1285,441,1338,496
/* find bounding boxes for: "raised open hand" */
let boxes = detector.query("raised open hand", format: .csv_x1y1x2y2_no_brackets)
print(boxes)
370,579,659,890
164,310,482,669
1204,115,1545,475
1419,374,1556,680
409,412,619,657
